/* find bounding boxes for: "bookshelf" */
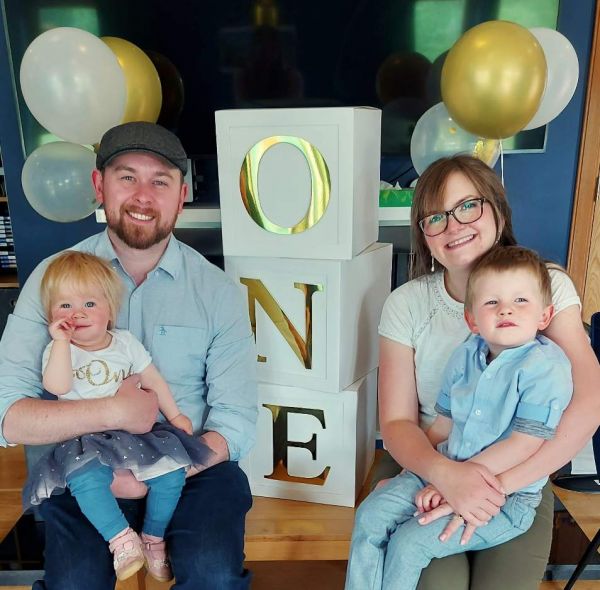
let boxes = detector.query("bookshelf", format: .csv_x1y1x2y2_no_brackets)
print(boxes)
0,151,17,288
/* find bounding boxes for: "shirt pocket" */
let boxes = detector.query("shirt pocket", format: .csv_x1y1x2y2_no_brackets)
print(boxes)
151,325,209,386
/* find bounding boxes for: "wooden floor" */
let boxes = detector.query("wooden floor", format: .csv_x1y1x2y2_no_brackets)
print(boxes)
2,572,600,590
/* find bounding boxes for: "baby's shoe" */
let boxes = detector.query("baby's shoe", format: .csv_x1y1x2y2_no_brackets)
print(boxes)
141,533,174,582
108,527,145,581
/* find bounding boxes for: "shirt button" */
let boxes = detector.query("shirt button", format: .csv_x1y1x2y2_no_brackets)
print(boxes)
484,373,492,379
466,441,471,447
552,402,559,410
474,409,481,416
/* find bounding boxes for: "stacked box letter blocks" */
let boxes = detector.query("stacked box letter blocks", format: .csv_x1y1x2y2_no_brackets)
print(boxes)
217,107,392,506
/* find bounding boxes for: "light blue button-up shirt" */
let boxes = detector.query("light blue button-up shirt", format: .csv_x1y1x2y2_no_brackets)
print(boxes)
435,334,572,495
0,231,258,460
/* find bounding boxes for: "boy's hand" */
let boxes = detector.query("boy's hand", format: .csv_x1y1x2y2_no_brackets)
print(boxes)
169,413,193,435
48,317,75,342
415,484,445,513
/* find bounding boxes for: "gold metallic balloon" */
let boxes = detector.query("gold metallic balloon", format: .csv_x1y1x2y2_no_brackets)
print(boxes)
472,138,501,168
101,37,162,124
441,21,546,139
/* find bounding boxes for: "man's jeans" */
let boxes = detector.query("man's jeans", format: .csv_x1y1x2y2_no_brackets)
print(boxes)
32,461,253,590
345,471,536,590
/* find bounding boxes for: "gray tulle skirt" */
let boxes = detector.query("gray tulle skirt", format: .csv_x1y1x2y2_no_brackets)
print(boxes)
23,422,213,508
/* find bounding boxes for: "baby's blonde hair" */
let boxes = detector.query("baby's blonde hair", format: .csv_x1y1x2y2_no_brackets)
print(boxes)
40,251,124,329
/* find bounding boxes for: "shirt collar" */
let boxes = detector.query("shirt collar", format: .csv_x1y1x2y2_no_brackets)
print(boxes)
472,333,538,362
95,229,182,280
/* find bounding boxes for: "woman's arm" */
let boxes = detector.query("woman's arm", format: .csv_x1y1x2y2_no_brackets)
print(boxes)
469,432,544,475
379,337,504,524
499,306,600,494
426,415,452,448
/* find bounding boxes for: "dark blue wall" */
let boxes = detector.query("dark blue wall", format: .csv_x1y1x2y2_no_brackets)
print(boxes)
0,1,595,282
503,2,596,264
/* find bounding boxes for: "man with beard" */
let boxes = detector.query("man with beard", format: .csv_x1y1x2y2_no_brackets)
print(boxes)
0,122,258,590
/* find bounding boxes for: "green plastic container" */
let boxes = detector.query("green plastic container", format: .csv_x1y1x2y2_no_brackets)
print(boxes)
379,188,414,208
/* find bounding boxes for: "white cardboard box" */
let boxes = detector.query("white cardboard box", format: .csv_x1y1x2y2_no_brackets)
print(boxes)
216,107,381,260
240,370,377,507
225,242,392,392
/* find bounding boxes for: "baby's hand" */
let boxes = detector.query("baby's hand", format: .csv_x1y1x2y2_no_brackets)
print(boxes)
169,413,193,435
48,317,75,342
415,484,446,514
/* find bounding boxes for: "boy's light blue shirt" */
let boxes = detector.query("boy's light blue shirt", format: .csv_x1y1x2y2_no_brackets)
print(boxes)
0,231,258,460
435,334,572,495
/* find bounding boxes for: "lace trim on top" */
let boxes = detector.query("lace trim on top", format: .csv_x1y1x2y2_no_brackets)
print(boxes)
411,272,464,343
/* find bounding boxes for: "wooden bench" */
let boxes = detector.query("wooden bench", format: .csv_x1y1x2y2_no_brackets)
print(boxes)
0,445,365,590
3,446,599,589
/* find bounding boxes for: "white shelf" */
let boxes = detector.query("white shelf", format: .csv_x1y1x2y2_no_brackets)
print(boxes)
95,206,411,228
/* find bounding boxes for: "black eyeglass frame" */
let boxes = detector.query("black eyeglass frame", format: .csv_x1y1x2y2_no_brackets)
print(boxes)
418,197,488,237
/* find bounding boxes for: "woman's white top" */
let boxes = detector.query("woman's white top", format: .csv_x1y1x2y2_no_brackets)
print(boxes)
378,268,581,429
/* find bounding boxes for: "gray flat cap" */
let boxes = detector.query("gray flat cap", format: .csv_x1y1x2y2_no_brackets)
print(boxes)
96,121,188,175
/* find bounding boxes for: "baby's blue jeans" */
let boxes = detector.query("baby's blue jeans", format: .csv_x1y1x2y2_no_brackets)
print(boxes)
66,462,186,540
345,471,537,590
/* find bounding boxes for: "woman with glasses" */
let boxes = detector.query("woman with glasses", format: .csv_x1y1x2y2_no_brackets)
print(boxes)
363,155,600,590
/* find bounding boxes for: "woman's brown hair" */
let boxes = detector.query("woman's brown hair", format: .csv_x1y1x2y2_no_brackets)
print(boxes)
410,155,517,279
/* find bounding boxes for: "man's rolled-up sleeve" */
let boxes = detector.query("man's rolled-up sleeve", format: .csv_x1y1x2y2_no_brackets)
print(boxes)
0,263,50,446
202,281,258,461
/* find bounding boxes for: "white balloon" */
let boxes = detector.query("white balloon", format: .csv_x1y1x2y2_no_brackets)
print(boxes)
21,142,99,222
410,103,500,176
20,27,127,144
523,28,579,130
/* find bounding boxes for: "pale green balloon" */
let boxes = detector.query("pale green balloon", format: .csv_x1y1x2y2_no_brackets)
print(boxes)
410,102,500,176
21,142,99,222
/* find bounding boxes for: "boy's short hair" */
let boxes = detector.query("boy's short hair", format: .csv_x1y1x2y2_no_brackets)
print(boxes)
465,246,553,311
40,251,124,329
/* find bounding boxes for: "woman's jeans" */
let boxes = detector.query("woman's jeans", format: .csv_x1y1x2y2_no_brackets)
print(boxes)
345,471,537,590
33,461,253,590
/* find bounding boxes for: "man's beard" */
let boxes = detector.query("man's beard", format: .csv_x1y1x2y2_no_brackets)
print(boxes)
105,205,178,250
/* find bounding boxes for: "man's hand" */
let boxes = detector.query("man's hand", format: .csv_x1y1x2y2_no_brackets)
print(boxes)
415,484,445,514
110,469,148,499
111,375,158,434
427,460,505,527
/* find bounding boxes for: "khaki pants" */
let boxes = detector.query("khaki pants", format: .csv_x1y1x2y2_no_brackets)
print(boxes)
373,451,553,590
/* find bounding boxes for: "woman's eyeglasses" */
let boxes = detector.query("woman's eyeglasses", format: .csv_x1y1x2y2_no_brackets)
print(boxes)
418,198,487,237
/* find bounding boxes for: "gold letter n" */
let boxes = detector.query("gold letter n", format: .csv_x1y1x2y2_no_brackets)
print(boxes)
240,278,323,369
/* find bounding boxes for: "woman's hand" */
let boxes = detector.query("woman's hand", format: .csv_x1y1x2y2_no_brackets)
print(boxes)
426,460,505,526
433,514,479,546
415,484,445,513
